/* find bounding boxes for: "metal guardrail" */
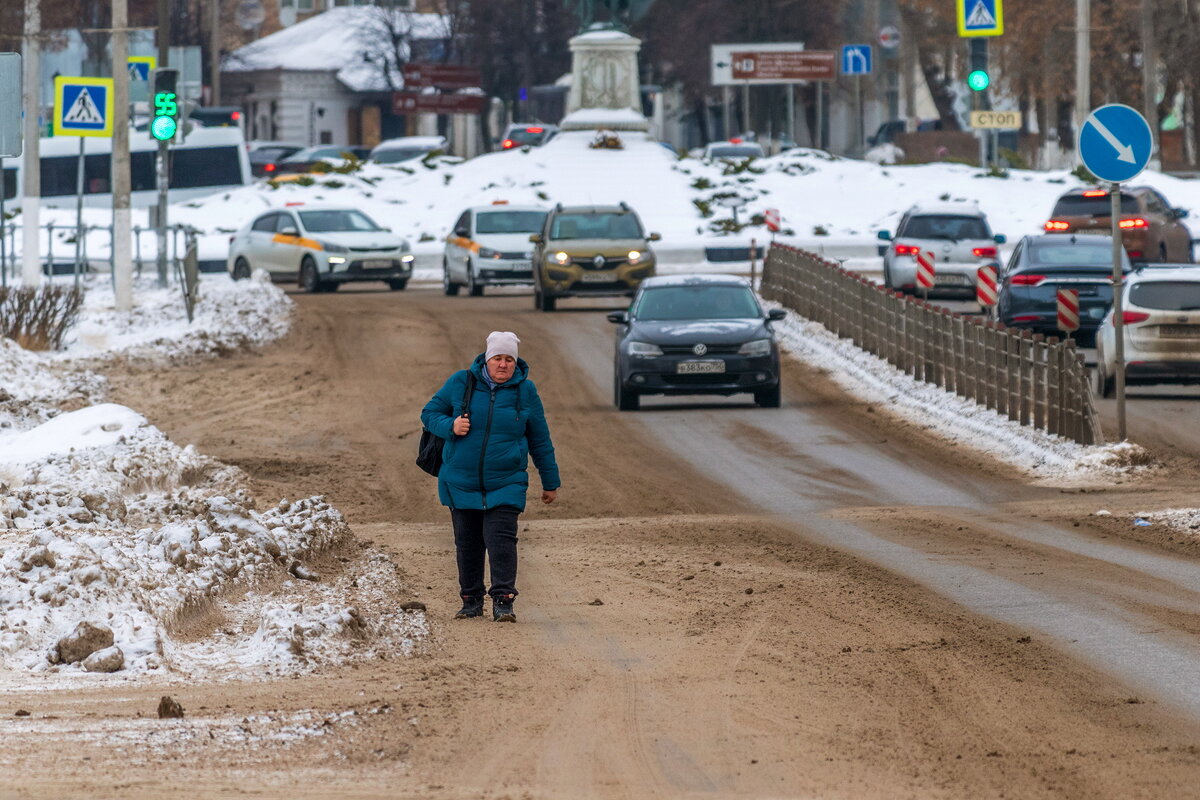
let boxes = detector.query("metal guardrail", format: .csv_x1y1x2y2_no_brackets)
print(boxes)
0,222,201,288
762,244,1103,446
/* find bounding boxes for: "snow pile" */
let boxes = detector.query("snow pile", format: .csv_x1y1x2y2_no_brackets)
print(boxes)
61,270,292,362
0,337,103,432
768,304,1158,484
0,404,361,673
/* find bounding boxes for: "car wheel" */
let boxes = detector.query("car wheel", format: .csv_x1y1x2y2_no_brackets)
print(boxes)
300,257,323,294
232,257,251,281
467,260,484,297
443,260,460,296
388,279,408,291
541,294,556,312
882,260,894,290
755,383,782,408
1095,364,1115,399
615,374,639,411
1160,243,1169,262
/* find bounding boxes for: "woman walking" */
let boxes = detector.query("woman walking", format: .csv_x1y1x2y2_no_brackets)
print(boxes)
421,331,560,622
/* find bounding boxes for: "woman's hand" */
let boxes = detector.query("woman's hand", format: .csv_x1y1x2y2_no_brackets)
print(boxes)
542,489,557,504
452,415,470,436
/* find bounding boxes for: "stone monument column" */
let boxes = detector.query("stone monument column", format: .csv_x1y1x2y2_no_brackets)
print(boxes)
561,29,650,132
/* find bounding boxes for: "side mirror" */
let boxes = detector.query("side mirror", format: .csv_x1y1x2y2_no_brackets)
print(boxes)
280,225,299,236
767,308,787,322
1175,208,1190,219
877,230,892,241
606,311,629,324
529,234,543,244
994,233,1007,244
648,232,662,242
454,227,469,238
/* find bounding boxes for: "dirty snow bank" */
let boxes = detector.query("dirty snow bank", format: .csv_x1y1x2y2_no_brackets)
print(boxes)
769,304,1157,485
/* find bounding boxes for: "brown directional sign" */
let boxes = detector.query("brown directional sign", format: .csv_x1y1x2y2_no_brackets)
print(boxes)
392,91,487,115
730,51,836,82
401,63,482,90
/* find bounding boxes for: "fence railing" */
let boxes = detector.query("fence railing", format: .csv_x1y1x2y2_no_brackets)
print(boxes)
762,244,1103,446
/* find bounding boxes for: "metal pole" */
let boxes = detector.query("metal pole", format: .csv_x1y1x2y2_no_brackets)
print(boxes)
1111,183,1127,440
1,182,6,288
741,82,750,135
209,0,221,105
21,0,40,288
1074,0,1091,141
855,74,864,156
786,84,795,146
816,82,824,150
156,0,170,288
1141,0,1159,158
113,0,132,310
74,136,84,287
750,237,757,289
722,86,731,140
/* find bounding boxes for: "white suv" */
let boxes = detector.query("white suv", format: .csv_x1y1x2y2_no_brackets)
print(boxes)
443,204,548,296
1095,265,1200,397
878,202,1006,294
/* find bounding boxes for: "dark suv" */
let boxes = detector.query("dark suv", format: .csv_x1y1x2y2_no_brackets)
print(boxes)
1044,186,1192,263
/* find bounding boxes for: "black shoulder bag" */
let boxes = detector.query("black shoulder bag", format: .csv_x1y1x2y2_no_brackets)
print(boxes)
416,373,476,476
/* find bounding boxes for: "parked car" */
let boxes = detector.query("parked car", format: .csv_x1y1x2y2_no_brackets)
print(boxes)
867,118,943,146
370,135,448,164
878,202,1005,294
1095,265,1200,397
189,106,244,128
1043,186,1192,263
530,203,659,311
443,203,548,296
499,124,558,149
227,204,413,293
273,145,371,175
995,233,1131,346
247,141,304,178
607,274,786,410
702,139,765,160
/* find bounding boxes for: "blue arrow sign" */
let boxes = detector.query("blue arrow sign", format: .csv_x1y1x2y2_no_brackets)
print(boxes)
1078,104,1153,184
841,45,872,76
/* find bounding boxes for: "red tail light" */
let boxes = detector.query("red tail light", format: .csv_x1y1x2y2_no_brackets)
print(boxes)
1044,220,1070,231
1082,190,1107,197
730,137,743,144
501,139,515,149
1009,274,1045,286
1119,218,1149,229
894,244,921,256
264,163,276,172
1127,250,1144,259
1122,311,1151,324
527,126,544,133
972,246,997,258
231,111,241,121
1011,315,1041,323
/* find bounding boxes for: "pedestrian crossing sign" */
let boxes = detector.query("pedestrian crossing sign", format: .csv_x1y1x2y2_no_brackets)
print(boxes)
128,56,156,82
957,0,1003,37
53,76,114,137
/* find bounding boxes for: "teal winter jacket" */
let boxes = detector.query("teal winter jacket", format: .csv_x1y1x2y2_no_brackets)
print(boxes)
421,355,560,511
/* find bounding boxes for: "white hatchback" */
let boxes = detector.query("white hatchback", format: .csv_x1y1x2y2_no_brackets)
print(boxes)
878,202,1006,294
443,204,548,296
1095,265,1200,396
228,205,413,293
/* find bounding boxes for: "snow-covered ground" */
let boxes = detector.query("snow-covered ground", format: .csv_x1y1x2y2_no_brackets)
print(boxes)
0,274,426,683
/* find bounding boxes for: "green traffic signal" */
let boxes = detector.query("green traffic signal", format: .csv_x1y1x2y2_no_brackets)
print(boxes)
967,70,990,92
150,114,177,141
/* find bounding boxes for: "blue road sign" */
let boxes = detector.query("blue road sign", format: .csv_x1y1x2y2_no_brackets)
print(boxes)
53,76,114,137
841,45,872,76
958,0,1003,37
1078,104,1153,184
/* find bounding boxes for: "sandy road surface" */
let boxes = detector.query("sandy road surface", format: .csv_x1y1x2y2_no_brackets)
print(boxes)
6,285,1200,798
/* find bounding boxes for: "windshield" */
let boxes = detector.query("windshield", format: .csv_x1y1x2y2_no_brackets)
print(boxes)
373,148,432,164
1130,281,1200,310
1051,194,1139,217
707,145,763,159
476,211,547,234
634,285,761,321
551,213,642,240
1028,242,1129,269
298,210,382,233
901,215,990,240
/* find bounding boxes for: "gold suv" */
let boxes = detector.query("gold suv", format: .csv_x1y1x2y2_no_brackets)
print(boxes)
530,203,659,311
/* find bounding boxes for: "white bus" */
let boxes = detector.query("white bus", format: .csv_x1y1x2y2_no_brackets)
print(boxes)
0,126,253,209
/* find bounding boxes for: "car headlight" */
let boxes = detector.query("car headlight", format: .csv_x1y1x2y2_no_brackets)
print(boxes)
320,241,348,254
628,250,643,264
401,254,415,263
627,341,664,358
479,246,501,260
738,339,772,357
523,250,534,259
550,251,571,265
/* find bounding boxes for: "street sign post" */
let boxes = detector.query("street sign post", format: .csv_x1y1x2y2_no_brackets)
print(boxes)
958,0,1003,37
730,51,834,82
879,26,901,50
392,92,487,115
1078,104,1153,441
401,63,482,91
53,76,114,138
969,110,1021,130
841,45,872,156
127,56,156,81
764,208,781,233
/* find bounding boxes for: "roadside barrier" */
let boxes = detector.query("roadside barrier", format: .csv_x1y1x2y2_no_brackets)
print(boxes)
761,244,1103,446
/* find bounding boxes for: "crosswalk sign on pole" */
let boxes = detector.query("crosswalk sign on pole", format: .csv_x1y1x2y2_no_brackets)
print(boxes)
128,56,156,82
958,0,1003,37
53,76,114,137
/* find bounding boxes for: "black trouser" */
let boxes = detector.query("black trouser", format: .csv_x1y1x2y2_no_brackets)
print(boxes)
450,506,520,600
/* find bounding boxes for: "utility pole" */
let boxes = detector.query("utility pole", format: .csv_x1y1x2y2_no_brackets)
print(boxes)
21,0,40,288
1141,0,1158,158
155,0,169,288
112,0,132,311
210,0,221,105
1074,0,1090,142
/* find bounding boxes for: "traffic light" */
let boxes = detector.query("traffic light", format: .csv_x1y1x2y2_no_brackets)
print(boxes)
967,70,990,92
151,68,179,141
968,39,989,93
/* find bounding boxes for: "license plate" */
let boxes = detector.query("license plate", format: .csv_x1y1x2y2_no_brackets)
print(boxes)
677,360,726,374
1159,325,1200,338
937,274,970,286
362,259,392,269
580,271,613,283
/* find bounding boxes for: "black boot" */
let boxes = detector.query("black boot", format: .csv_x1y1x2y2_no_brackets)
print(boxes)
492,594,516,622
454,595,484,619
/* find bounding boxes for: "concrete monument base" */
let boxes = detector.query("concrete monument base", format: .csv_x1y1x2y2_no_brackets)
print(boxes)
561,28,650,132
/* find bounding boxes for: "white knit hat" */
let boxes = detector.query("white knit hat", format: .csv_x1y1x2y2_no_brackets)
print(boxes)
485,330,520,362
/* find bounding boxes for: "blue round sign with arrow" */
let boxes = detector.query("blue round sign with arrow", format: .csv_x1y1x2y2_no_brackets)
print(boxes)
1077,103,1153,184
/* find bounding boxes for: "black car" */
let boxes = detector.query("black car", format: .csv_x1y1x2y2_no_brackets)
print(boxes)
995,234,1131,346
247,142,304,178
607,275,786,410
